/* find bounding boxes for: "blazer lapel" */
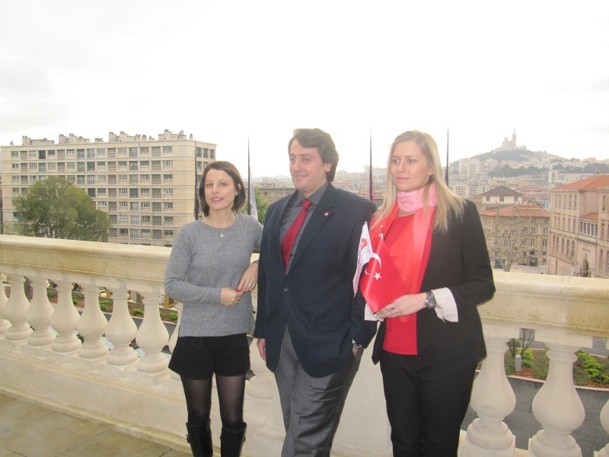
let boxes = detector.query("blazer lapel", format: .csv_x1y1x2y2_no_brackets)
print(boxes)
289,185,337,271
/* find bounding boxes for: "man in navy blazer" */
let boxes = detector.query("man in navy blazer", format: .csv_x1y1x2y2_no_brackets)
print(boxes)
254,128,377,457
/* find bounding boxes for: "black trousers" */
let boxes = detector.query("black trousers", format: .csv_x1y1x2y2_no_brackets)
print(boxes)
380,350,477,457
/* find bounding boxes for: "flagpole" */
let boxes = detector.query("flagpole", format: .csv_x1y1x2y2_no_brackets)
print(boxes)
369,129,374,202
445,128,450,186
247,137,252,216
247,137,258,221
194,141,200,220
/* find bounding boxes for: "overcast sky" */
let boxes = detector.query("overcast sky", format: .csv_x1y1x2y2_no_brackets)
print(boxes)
1,0,608,177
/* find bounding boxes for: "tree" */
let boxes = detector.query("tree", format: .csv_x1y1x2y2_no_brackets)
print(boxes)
254,187,269,224
13,177,111,241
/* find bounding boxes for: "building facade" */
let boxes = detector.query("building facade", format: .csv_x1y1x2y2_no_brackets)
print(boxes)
479,203,550,269
1,129,216,246
548,174,609,277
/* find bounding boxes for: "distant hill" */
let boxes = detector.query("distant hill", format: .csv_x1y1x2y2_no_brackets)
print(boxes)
470,149,562,163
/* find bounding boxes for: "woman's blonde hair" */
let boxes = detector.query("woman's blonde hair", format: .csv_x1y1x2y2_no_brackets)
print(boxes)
374,130,465,233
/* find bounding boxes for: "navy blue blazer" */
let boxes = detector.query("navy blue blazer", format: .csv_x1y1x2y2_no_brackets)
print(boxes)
254,183,377,378
372,200,495,370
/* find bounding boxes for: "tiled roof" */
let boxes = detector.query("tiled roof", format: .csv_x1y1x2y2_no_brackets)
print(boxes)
481,185,523,197
554,174,609,190
479,205,551,218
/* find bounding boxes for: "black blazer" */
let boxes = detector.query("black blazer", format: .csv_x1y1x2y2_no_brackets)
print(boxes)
372,200,495,370
254,183,377,378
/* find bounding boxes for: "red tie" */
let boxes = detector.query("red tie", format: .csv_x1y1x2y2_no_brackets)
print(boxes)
282,198,312,269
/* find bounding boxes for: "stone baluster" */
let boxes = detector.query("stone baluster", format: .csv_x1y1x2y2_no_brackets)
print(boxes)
460,334,516,456
4,275,32,341
105,285,138,366
136,291,169,374
528,343,585,457
77,283,109,359
50,279,81,353
26,275,56,347
0,274,10,334
598,399,609,457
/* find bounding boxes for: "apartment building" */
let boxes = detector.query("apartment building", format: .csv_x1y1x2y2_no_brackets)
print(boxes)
479,203,550,269
1,129,216,246
548,174,609,277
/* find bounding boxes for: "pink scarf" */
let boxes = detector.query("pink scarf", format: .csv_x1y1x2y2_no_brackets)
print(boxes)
370,184,437,355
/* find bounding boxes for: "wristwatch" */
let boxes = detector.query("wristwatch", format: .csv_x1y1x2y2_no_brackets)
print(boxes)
424,291,437,310
352,339,362,351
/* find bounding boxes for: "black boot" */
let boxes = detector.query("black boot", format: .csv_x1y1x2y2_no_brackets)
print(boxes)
186,421,213,457
220,423,246,457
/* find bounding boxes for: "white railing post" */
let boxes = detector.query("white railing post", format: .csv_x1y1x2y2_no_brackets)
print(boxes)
460,333,516,456
528,344,585,457
135,290,169,375
4,274,32,341
50,278,81,353
77,283,109,359
596,397,609,457
26,275,56,347
0,273,10,334
105,284,138,367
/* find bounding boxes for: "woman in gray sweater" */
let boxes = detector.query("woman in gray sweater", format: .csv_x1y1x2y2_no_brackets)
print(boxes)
165,161,262,457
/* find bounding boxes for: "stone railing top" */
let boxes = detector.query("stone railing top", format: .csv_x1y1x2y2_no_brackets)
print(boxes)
482,270,609,343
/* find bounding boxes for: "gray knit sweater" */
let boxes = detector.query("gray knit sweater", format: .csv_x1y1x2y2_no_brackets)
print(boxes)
164,214,263,337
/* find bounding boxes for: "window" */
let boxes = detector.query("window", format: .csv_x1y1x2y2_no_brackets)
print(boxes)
163,146,172,153
131,215,139,225
164,230,174,237
141,174,150,181
129,175,138,184
87,175,95,184
110,214,117,223
141,188,150,196
130,229,140,239
108,148,117,158
152,202,162,212
163,174,173,181
129,147,138,157
164,160,173,167
97,201,107,208
77,149,85,159
129,161,138,171
140,147,149,154
87,189,96,198
108,175,117,185
119,188,128,195
152,216,162,226
152,161,162,171
97,161,106,170
152,189,161,198
118,161,127,169
108,162,117,171
97,148,106,156
109,202,117,211
130,202,139,210
119,201,129,209
141,161,150,168
164,202,173,210
109,188,117,198
152,175,161,184
130,189,139,198
163,188,173,196
77,176,85,185
141,202,150,209
164,216,174,224
119,214,129,223
98,188,106,195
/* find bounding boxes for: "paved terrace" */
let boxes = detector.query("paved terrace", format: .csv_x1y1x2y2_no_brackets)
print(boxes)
0,235,608,456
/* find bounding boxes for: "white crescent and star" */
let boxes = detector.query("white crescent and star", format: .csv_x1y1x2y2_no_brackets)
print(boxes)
364,253,382,278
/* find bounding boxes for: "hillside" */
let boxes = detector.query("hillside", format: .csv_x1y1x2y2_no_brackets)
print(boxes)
471,149,562,163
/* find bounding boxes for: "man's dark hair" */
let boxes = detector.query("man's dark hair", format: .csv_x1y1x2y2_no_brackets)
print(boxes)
288,128,339,182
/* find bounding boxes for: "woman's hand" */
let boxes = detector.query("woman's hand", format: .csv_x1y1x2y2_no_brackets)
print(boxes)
376,293,426,319
220,287,244,307
237,262,259,293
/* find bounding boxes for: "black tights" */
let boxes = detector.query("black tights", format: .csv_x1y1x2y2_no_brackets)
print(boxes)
181,374,246,431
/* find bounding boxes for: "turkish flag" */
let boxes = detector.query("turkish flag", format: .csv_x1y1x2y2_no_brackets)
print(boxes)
359,236,409,313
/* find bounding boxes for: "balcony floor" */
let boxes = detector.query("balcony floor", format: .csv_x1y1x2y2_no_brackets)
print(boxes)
0,393,192,457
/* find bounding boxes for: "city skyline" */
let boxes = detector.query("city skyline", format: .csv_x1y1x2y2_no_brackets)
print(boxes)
1,1,608,178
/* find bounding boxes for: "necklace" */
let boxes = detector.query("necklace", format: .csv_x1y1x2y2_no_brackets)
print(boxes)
203,213,235,238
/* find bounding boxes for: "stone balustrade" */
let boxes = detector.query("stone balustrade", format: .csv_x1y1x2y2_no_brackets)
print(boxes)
0,234,608,456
